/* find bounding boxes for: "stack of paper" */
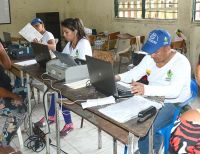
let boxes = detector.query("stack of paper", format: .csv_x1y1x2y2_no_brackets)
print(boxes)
14,59,37,66
99,96,162,123
81,96,116,109
19,23,43,42
64,79,89,89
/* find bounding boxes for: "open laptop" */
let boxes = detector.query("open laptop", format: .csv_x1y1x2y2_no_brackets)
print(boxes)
31,42,51,68
3,32,12,47
86,55,133,98
53,51,77,67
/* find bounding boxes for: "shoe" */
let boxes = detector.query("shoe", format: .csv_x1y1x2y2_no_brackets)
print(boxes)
60,123,74,137
34,116,55,128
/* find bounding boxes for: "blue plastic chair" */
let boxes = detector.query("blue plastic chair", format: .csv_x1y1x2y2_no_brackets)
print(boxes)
158,79,198,154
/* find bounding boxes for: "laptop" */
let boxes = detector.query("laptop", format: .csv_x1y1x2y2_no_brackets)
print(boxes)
3,32,12,47
53,51,77,67
31,42,51,68
86,55,133,98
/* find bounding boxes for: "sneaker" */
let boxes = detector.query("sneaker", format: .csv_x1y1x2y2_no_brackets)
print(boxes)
34,116,55,128
60,123,74,137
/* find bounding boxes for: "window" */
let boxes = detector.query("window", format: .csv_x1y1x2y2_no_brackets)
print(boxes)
114,0,178,20
193,0,200,21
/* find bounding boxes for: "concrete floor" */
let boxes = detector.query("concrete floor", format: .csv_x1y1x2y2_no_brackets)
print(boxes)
10,99,125,154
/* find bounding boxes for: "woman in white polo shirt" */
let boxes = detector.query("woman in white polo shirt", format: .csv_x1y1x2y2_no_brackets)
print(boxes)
62,18,92,60
36,18,92,136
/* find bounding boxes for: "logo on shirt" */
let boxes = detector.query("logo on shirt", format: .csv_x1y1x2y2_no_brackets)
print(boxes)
75,49,79,58
146,69,151,76
165,70,173,81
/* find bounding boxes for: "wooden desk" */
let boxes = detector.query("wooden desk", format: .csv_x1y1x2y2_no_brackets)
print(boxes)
22,64,159,153
10,62,161,154
0,146,22,154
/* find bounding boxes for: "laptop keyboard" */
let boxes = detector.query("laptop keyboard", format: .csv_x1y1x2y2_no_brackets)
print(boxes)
116,83,133,97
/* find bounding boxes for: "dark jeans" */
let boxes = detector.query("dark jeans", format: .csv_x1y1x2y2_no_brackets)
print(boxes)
138,103,177,154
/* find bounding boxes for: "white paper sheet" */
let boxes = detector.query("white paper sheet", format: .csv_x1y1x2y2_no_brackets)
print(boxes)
116,81,131,89
19,23,43,42
14,59,37,66
81,96,116,109
99,96,162,123
64,78,89,89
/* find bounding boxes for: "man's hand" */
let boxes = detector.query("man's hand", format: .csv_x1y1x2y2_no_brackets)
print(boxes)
131,81,144,95
115,75,121,81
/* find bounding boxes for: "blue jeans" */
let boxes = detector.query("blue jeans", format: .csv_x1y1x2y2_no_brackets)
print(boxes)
138,103,177,154
48,94,72,124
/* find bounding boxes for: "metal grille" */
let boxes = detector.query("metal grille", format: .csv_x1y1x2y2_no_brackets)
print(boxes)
115,0,178,20
193,0,200,21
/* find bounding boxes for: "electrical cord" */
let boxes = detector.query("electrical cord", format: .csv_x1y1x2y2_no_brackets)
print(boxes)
24,134,45,152
50,143,68,154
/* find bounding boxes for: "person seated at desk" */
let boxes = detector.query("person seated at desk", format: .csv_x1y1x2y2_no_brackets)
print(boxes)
170,109,200,154
35,18,92,136
31,18,56,58
115,29,191,154
0,42,27,146
170,55,200,154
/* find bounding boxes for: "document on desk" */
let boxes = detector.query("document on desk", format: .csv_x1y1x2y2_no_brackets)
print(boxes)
14,59,37,66
81,96,116,109
19,23,43,42
99,96,162,123
64,78,89,89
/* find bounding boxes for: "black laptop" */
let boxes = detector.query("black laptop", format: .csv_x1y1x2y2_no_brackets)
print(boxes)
31,42,51,68
86,55,133,98
54,51,77,67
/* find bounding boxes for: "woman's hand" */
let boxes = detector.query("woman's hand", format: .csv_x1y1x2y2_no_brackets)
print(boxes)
0,104,5,109
12,95,23,106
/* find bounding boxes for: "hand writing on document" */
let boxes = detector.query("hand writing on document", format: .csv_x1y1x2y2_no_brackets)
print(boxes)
131,81,144,95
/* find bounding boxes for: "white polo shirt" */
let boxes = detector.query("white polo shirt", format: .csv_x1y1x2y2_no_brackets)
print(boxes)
41,31,55,59
62,38,92,60
119,50,191,103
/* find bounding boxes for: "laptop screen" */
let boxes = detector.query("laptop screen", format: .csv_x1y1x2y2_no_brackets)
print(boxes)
31,42,51,68
53,51,77,67
86,55,117,96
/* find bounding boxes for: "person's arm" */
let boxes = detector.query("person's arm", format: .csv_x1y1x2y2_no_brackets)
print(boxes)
78,39,92,60
117,55,150,83
0,87,21,101
47,39,56,51
195,64,200,86
0,43,11,70
144,58,191,98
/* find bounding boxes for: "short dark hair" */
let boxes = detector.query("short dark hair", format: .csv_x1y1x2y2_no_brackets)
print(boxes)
61,18,86,40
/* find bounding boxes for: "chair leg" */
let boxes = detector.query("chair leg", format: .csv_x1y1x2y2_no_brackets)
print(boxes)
98,128,102,149
118,56,122,73
17,127,24,149
113,138,117,154
124,145,127,154
80,117,84,128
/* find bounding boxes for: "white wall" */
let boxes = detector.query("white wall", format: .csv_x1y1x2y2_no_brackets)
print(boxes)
0,0,200,71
